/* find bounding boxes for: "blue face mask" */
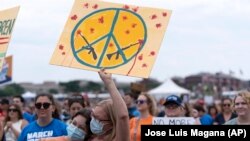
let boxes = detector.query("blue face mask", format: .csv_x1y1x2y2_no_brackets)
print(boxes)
67,123,86,141
90,117,104,135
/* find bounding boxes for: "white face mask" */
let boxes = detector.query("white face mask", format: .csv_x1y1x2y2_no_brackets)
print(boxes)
90,117,104,135
67,123,86,140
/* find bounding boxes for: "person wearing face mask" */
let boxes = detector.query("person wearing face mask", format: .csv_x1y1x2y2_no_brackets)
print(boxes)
67,108,93,141
42,108,93,141
90,69,129,141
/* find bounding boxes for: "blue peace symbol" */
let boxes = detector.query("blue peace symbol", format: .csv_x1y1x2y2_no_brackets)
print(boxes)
71,8,147,69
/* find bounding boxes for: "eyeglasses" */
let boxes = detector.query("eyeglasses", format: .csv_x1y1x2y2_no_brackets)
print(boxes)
35,102,51,109
91,110,109,122
136,100,147,105
8,108,18,112
223,104,231,107
235,102,247,106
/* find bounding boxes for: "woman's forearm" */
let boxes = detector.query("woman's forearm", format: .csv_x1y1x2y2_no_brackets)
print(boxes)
105,80,128,118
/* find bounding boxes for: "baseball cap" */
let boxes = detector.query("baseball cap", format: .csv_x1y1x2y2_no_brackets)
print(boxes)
163,95,182,106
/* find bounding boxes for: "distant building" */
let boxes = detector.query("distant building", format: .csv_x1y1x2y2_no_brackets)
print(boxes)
19,81,62,93
184,72,247,98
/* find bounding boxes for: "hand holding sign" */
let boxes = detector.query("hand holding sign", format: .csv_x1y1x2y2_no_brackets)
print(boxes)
98,68,112,84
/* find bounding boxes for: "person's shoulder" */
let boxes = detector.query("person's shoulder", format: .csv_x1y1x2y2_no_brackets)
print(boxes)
52,119,67,133
204,114,213,120
23,112,32,119
24,120,36,128
20,121,36,134
129,116,138,124
49,119,67,135
231,113,238,118
23,112,36,123
224,118,237,125
53,119,67,126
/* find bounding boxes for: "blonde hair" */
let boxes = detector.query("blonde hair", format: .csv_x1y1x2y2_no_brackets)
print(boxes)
96,99,116,141
233,91,250,106
140,93,157,116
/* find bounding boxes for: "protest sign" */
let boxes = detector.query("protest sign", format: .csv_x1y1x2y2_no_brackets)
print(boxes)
50,0,171,78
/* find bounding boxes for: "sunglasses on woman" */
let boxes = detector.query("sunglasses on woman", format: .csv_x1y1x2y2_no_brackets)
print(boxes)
136,100,147,105
35,102,51,109
8,108,18,112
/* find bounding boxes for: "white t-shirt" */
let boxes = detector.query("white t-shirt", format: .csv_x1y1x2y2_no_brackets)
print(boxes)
5,120,22,141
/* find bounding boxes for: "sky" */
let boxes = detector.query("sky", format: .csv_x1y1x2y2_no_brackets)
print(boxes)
0,0,250,84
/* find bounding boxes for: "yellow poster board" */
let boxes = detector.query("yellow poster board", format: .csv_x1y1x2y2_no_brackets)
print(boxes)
0,6,19,71
50,0,171,78
0,55,12,84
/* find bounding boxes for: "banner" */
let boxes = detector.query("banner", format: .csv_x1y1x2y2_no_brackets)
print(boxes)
50,0,171,78
152,117,196,125
0,6,19,71
0,55,12,84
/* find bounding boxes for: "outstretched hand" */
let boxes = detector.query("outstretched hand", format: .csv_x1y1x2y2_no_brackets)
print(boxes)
98,68,112,84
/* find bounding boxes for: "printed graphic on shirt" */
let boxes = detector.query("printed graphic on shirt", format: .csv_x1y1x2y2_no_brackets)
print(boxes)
27,131,53,141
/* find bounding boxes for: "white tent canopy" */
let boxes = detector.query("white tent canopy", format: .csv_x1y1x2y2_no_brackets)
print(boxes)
97,93,110,99
222,90,239,99
83,93,110,99
22,91,36,98
148,78,191,100
53,93,67,99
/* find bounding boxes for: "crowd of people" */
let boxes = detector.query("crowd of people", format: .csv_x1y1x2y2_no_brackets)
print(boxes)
0,69,249,141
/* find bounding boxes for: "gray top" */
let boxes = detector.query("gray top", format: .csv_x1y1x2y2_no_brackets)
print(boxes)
224,118,237,125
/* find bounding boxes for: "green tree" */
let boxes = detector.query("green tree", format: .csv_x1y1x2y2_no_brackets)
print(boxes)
0,89,7,97
83,81,102,92
49,89,58,94
0,83,24,96
59,80,81,93
117,84,130,93
140,78,161,91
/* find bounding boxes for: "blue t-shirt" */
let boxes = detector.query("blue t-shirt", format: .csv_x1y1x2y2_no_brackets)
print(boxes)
18,119,68,141
128,107,140,117
200,114,214,125
23,112,36,123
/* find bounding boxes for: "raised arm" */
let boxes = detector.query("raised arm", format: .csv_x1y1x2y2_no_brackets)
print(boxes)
98,69,129,141
98,69,128,118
